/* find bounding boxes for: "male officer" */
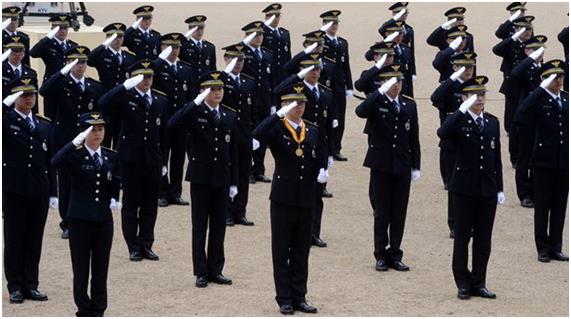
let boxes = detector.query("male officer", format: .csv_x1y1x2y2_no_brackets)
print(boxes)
221,44,257,227
180,15,216,76
241,20,274,183
426,7,475,52
153,34,196,207
253,84,328,315
3,77,55,304
29,14,78,119
320,10,353,161
355,64,421,273
98,60,168,262
558,24,569,91
261,3,292,85
168,71,238,288
432,28,470,82
39,46,103,239
437,76,504,300
2,36,38,113
2,7,30,66
51,113,120,317
88,22,137,148
283,30,329,77
378,20,415,97
355,42,396,95
495,2,528,39
124,6,161,60
388,2,415,56
514,61,568,263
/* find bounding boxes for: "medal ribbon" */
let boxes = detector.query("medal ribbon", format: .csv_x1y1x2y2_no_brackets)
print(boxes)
283,119,306,154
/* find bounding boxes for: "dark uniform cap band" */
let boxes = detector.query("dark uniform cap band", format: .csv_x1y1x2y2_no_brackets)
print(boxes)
133,5,154,17
458,75,489,93
2,7,20,18
222,43,246,57
539,60,566,79
185,15,207,27
263,3,282,15
320,10,341,22
8,77,37,94
199,71,225,88
80,112,106,127
379,64,405,79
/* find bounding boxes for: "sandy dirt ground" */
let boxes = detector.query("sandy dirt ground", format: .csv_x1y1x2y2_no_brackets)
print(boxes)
2,2,569,316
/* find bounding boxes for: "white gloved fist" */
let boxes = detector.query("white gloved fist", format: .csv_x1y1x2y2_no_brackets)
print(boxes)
383,31,399,43
184,26,198,40
346,90,353,97
317,168,329,184
224,57,238,74
332,119,339,128
297,65,314,79
375,54,387,69
193,87,211,105
131,17,143,29
441,18,457,30
49,197,59,209
242,32,256,45
412,75,417,82
497,192,506,205
303,42,318,54
252,138,260,151
449,36,463,50
276,101,297,118
528,47,544,61
393,9,406,21
508,9,522,22
511,28,525,41
162,165,168,176
109,198,122,210
2,19,11,31
320,21,334,32
540,73,557,90
459,94,477,113
158,46,172,60
1,48,11,62
123,74,144,90
229,185,238,201
270,106,277,115
60,59,79,75
2,91,23,107
102,33,117,47
327,156,334,169
378,77,397,95
450,66,466,81
264,15,276,27
46,26,60,39
411,169,421,182
72,126,93,146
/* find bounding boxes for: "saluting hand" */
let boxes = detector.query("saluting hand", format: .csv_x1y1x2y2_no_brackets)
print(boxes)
184,26,198,40
193,87,211,105
276,101,298,118
46,26,60,40
60,59,79,75
123,74,144,90
511,28,525,41
131,17,143,29
223,57,238,74
2,91,23,107
450,66,466,81
1,48,11,63
540,74,557,90
378,77,397,95
242,32,256,46
102,33,117,47
449,36,463,50
459,94,477,113
158,46,172,60
297,65,314,79
393,9,406,21
72,126,93,146
441,18,457,30
383,31,399,43
320,21,334,32
528,47,544,62
2,19,11,31
303,42,318,54
264,15,276,27
508,9,522,22
375,54,388,70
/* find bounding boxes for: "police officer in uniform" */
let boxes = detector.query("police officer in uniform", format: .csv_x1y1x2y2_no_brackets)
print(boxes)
51,112,120,317
2,7,30,66
153,33,196,207
40,46,103,239
427,7,475,52
180,15,217,76
378,20,416,97
253,84,328,315
221,43,257,227
2,77,55,304
558,23,569,91
388,2,414,56
495,2,528,39
87,22,137,149
2,35,38,113
29,14,78,119
514,61,569,263
261,3,292,85
124,6,161,60
432,27,471,82
98,60,168,261
356,42,396,95
168,71,238,288
437,76,504,300
355,64,421,273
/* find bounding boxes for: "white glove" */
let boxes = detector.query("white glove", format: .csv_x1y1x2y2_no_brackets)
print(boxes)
303,42,318,54
346,90,353,97
1,48,11,62
528,47,544,61
383,31,399,43
393,9,406,21
327,156,334,169
193,87,211,105
158,46,172,60
46,26,60,39
320,21,334,32
243,32,256,45
109,198,122,210
540,74,557,90
252,138,260,151
450,66,466,81
449,36,462,50
317,168,329,184
264,15,276,27
378,77,397,95
229,185,238,201
276,101,297,118
297,65,314,79
508,9,522,22
411,169,421,182
412,75,417,82
162,165,167,176
375,54,387,69
224,57,238,74
2,91,23,107
270,106,277,114
49,197,59,209
102,33,117,47
441,18,457,30
497,192,506,205
72,126,93,146
2,19,11,31
332,119,339,128
123,74,144,90
131,17,143,29
60,59,78,75
459,94,477,113
511,28,525,41
184,26,198,40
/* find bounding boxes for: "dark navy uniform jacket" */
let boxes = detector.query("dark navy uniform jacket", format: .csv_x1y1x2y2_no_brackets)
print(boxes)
242,45,275,121
222,73,256,145
29,37,78,80
123,27,161,60
262,25,292,84
87,45,138,90
152,58,198,117
2,29,30,65
179,38,216,76
510,56,542,104
430,78,464,124
355,65,384,96
2,62,37,98
322,35,353,93
427,27,475,52
492,37,527,94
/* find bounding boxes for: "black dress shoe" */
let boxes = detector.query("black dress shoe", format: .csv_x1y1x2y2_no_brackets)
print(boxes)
129,251,142,262
333,153,348,161
471,287,496,299
550,251,569,261
312,236,327,248
279,304,294,315
196,276,208,288
255,174,272,183
322,188,333,198
226,217,235,226
9,291,24,304
235,217,255,226
142,248,159,261
521,198,534,208
375,259,388,271
249,175,256,184
457,288,471,300
293,301,318,313
23,289,48,301
158,197,169,207
538,252,551,263
208,274,232,285
61,229,69,239
169,196,189,206
449,230,455,239
390,260,410,271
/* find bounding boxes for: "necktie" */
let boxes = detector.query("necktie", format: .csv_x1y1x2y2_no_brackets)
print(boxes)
556,96,563,110
25,116,35,131
14,68,20,78
295,126,302,135
235,76,241,88
78,81,84,92
171,63,177,74
115,53,122,65
396,45,402,55
197,41,203,50
212,109,220,123
92,152,102,170
393,100,400,113
275,28,281,37
333,38,339,47
312,87,319,100
61,41,67,51
476,117,484,132
255,48,262,60
144,94,152,109
144,32,150,39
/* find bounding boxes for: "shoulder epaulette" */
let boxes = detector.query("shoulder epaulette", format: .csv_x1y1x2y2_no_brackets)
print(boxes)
279,27,289,33
75,144,84,150
561,90,568,95
303,119,319,128
261,46,272,52
35,114,52,122
102,146,117,153
401,94,415,101
123,50,136,56
86,77,101,84
221,104,237,113
318,83,332,91
323,56,336,63
484,111,498,119
178,59,192,67
241,73,254,80
152,89,167,96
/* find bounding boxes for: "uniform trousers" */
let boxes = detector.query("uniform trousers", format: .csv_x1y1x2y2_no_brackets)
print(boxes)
333,91,347,154
161,128,188,200
228,141,252,220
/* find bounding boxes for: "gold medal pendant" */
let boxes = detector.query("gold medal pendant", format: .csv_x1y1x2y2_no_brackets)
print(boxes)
283,120,307,158
295,148,303,157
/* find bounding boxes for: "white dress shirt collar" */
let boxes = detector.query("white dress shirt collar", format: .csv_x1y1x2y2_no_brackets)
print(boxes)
8,61,21,72
467,109,484,122
544,88,561,100
135,87,152,99
84,144,102,158
205,101,220,112
286,118,302,130
70,73,85,86
14,108,33,121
